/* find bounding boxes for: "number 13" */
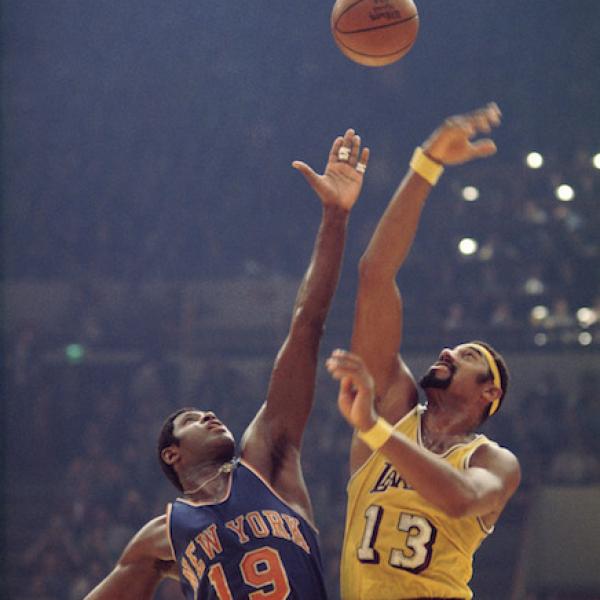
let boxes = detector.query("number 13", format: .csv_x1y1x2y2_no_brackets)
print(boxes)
357,505,437,574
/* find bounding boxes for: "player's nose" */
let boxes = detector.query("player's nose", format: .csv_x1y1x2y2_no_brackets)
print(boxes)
201,411,217,423
439,348,452,361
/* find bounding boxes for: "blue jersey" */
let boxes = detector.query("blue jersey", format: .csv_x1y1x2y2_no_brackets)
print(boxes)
167,459,328,599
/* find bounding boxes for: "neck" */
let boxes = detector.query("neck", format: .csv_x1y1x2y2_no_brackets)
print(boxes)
181,459,237,499
421,395,476,452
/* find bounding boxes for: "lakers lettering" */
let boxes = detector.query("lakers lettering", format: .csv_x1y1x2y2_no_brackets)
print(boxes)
370,462,414,493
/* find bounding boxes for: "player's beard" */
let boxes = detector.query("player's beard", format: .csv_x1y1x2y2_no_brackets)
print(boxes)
419,363,456,391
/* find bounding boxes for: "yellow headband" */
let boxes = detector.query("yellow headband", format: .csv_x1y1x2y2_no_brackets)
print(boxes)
467,343,502,416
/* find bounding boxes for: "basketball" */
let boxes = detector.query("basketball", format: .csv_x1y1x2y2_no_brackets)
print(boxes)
331,0,419,67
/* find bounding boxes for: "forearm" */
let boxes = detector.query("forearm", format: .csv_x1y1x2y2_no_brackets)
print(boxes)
378,431,498,517
291,205,349,329
360,169,432,280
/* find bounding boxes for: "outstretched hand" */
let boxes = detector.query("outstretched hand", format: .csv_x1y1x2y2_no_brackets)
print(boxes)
292,129,370,212
423,102,502,166
326,349,378,432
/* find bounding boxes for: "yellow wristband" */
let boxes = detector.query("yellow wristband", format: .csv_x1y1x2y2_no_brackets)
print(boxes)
357,416,394,451
410,146,444,186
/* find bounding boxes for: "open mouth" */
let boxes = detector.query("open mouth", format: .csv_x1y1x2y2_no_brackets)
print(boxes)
207,421,226,432
432,358,456,374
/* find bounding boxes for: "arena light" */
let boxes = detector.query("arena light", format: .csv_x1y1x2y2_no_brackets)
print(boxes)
524,277,544,295
66,343,85,363
576,307,597,328
578,332,592,346
526,152,544,169
534,333,548,346
461,186,479,202
592,153,600,170
555,184,575,201
458,238,478,256
531,305,549,322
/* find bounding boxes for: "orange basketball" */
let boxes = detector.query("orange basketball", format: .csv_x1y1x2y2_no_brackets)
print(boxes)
331,0,419,67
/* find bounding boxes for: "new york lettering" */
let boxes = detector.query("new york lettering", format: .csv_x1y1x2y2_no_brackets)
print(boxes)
180,509,310,589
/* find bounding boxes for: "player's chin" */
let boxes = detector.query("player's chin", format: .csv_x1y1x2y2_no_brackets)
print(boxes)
216,428,235,445
418,370,452,390
211,436,236,463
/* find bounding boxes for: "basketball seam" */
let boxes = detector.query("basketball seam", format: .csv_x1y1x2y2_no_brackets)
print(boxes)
335,13,418,35
334,35,415,58
334,0,370,25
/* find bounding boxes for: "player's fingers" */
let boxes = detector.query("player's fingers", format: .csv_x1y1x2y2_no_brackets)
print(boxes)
337,377,355,410
328,353,363,374
473,110,492,134
337,128,355,162
486,102,502,126
340,377,355,396
326,362,359,383
469,139,497,158
329,136,345,162
356,147,370,173
332,348,364,365
342,128,355,145
451,116,476,138
292,161,319,188
330,348,355,364
349,134,361,166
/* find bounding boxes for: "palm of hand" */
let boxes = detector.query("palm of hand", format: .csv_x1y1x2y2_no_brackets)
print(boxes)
317,161,363,211
425,104,501,165
428,126,477,166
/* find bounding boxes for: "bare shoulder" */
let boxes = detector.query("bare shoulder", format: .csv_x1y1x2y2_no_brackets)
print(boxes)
122,514,175,564
83,515,177,599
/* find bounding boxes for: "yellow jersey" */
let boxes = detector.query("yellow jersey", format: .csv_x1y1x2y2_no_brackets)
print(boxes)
341,406,495,600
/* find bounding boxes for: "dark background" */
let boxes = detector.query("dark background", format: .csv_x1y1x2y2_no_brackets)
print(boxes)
3,1,599,598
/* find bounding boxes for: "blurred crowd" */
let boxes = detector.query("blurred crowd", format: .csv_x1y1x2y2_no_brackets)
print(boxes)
7,152,600,352
5,148,600,599
4,4,599,599
6,332,600,599
5,133,599,600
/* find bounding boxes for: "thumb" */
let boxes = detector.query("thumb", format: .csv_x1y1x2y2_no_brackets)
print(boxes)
292,161,319,189
470,139,497,159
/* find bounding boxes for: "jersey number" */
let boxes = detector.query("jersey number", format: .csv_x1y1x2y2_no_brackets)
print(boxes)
207,547,291,599
357,505,437,573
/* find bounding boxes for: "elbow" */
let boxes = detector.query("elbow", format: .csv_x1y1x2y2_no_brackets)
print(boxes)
358,255,389,284
441,489,478,519
443,499,471,519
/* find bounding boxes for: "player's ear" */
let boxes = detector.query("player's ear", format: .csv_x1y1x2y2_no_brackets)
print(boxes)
161,445,180,466
481,383,501,406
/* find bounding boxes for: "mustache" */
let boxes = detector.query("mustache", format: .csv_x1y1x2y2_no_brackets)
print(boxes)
418,361,456,390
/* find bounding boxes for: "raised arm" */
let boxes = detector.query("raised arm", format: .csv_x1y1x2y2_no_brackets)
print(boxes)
84,515,177,600
327,350,520,520
241,130,368,483
351,103,502,425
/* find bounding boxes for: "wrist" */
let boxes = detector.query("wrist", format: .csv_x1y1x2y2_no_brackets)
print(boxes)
323,203,351,219
357,410,378,433
421,147,444,165
409,147,445,186
357,416,394,451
